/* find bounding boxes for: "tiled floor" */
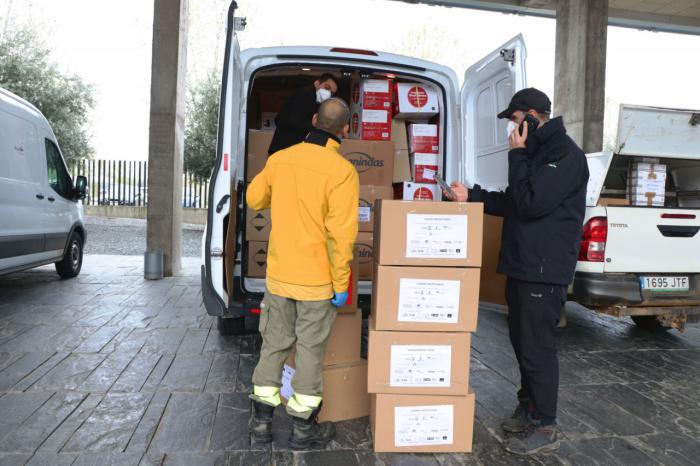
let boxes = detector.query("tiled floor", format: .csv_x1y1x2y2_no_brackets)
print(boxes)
1,255,700,465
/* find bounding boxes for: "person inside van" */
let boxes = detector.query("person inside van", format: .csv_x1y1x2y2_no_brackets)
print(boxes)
443,88,589,456
247,97,359,450
267,73,339,155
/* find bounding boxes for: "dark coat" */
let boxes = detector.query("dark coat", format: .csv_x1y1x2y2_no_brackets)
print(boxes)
267,86,319,155
469,117,589,285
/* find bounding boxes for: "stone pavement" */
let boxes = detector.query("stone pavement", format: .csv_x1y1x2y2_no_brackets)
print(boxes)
1,255,700,465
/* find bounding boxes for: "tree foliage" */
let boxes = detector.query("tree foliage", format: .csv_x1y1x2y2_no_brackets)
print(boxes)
184,72,220,179
0,26,95,165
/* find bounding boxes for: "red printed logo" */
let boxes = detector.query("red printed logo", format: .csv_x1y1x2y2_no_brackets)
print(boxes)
352,113,359,134
407,86,429,109
352,83,360,104
414,187,434,200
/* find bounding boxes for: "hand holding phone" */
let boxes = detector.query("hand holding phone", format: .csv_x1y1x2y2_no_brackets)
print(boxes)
519,114,540,136
434,173,457,199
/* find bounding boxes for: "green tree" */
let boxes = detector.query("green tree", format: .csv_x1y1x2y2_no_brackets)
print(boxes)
185,71,221,179
0,26,95,165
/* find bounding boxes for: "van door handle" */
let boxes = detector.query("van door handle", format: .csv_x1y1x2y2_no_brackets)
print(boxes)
47,197,55,202
36,194,45,200
216,195,230,213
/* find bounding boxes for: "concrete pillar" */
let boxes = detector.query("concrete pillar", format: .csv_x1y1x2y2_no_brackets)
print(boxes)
554,0,608,153
146,0,188,276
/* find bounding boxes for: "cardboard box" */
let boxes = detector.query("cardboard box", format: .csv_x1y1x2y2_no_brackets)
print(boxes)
367,320,471,395
631,194,665,207
351,78,393,110
247,130,274,181
246,207,271,241
350,109,392,141
374,200,483,268
247,241,267,278
260,112,277,131
411,153,439,184
480,214,507,306
597,197,631,206
370,392,475,452
408,124,439,154
259,90,289,113
394,82,439,119
393,149,412,183
286,309,361,367
359,185,395,232
372,265,480,332
391,119,409,151
282,360,370,422
340,140,394,187
394,182,441,201
354,232,374,281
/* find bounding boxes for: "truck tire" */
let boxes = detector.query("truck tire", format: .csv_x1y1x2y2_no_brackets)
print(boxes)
631,315,668,331
55,233,83,279
217,316,245,336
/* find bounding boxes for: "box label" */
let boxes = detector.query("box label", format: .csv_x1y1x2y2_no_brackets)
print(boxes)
406,214,467,259
363,109,390,123
280,364,295,400
364,79,390,93
395,405,454,447
359,206,371,223
390,345,451,387
397,278,460,323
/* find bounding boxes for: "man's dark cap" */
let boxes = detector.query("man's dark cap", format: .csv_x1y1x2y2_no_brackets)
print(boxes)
497,87,551,119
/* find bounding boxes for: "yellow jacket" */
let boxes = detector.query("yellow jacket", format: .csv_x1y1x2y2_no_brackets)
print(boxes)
247,129,359,295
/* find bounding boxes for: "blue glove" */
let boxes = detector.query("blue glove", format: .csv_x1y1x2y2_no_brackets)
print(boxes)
330,291,349,307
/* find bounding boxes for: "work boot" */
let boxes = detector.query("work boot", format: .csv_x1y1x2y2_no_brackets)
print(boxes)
288,406,336,450
249,400,275,444
504,421,560,456
501,400,531,433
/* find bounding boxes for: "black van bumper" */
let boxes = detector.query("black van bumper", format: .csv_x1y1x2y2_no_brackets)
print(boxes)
201,266,262,318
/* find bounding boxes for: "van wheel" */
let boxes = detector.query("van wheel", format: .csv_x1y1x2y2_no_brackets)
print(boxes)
55,233,83,279
217,316,245,336
631,315,668,331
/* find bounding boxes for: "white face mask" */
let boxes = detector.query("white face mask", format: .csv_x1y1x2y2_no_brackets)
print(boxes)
316,88,332,103
505,120,519,139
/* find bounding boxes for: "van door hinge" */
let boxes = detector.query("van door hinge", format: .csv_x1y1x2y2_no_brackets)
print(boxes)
500,48,515,64
210,247,224,259
690,113,700,126
234,17,247,32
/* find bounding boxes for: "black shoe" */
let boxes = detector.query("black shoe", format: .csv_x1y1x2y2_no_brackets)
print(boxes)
504,422,560,455
288,405,335,450
501,400,530,433
249,400,275,443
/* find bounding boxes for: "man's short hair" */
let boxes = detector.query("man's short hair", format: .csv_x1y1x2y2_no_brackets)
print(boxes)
318,73,338,86
316,97,350,134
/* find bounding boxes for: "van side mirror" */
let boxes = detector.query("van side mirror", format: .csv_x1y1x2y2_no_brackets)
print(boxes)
75,176,88,200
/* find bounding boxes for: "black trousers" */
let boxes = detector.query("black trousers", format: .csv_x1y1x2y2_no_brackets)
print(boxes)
505,277,566,425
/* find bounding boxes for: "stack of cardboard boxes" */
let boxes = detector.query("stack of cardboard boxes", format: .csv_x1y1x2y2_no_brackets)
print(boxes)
629,160,667,207
368,200,483,453
246,130,275,277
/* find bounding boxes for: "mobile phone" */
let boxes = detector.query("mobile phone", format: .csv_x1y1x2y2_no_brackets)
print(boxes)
434,173,457,199
519,114,540,136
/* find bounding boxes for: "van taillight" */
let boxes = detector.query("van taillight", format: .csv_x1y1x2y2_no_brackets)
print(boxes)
330,47,378,56
579,217,607,262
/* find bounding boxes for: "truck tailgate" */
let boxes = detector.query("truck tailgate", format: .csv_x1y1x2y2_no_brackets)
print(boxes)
604,206,700,273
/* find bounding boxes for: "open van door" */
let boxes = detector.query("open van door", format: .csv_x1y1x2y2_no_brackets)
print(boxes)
462,34,527,191
202,1,243,318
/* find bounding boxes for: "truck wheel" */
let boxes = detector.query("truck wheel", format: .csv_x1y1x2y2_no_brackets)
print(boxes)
55,233,83,279
217,316,245,336
631,316,668,331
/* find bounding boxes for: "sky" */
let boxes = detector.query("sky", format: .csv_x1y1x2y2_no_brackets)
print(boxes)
2,0,700,160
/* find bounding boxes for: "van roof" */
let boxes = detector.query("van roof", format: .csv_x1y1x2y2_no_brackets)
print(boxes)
0,86,44,118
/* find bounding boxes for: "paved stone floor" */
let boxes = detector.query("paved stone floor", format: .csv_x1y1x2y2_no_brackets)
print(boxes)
1,255,700,465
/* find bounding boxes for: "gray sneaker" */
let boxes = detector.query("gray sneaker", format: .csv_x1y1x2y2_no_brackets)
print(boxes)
501,401,530,433
504,423,560,456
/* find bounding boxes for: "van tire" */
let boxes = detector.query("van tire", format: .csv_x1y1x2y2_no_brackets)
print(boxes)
217,316,245,335
55,233,83,279
631,315,668,331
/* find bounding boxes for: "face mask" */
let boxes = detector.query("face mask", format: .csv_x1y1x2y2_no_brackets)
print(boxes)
316,88,332,103
505,120,518,139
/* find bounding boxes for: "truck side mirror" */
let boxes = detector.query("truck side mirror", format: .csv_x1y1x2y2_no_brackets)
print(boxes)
75,176,88,200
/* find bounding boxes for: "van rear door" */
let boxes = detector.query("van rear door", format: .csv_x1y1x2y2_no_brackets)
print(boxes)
461,34,527,191
203,2,243,313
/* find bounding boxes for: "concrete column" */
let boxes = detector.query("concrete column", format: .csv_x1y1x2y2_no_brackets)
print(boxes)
146,0,188,276
554,0,608,153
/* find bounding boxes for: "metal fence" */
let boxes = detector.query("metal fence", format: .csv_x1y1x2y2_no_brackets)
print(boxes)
70,160,210,209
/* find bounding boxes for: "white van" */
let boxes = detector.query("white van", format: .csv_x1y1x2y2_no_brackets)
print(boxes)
0,87,88,278
201,3,527,334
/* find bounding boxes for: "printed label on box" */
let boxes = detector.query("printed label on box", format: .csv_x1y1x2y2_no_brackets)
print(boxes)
405,214,468,259
390,345,451,387
363,109,390,123
280,364,295,400
364,79,390,93
395,405,454,447
397,278,460,323
359,206,371,223
421,168,437,182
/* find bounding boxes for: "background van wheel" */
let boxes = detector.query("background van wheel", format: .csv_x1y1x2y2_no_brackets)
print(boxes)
55,233,83,278
217,316,245,335
631,315,668,331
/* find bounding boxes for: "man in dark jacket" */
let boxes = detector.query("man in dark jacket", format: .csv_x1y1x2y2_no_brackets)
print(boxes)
267,74,339,155
446,88,589,456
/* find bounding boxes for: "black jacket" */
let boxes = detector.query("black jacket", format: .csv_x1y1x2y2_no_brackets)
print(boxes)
469,117,589,285
267,87,319,155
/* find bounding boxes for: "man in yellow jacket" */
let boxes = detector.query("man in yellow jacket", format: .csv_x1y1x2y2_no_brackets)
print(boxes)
246,97,359,450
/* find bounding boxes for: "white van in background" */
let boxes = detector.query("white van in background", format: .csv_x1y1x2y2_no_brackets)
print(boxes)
0,87,88,278
201,2,527,334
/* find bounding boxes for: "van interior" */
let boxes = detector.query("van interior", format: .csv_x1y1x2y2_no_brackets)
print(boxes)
223,64,448,302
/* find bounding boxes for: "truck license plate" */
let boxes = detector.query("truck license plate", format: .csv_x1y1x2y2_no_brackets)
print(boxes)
641,276,689,292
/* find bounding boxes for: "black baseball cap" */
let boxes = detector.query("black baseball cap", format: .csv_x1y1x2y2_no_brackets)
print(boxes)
497,87,551,119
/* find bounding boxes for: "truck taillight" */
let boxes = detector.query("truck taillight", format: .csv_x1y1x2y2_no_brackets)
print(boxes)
579,217,608,262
